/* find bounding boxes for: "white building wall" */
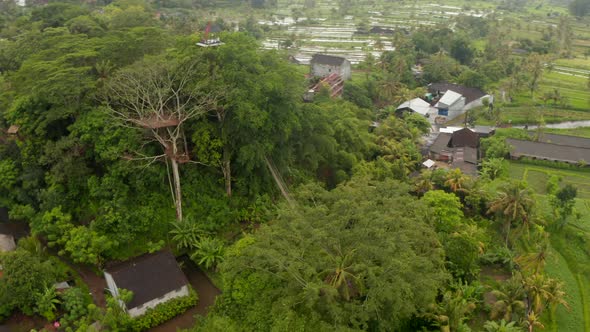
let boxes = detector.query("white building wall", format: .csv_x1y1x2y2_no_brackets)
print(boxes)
311,63,338,78
127,285,190,318
104,272,120,298
464,94,493,111
104,272,127,311
311,61,352,80
447,97,466,120
340,61,352,80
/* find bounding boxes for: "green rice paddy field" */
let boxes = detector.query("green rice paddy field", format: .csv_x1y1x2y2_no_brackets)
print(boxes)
509,161,590,331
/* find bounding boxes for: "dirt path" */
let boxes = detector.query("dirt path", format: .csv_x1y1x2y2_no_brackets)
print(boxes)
148,259,221,332
75,265,107,308
56,258,106,308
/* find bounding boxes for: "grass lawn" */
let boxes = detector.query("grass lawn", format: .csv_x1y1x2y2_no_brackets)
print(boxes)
554,58,590,71
508,162,590,198
543,243,587,332
507,162,590,331
545,127,590,138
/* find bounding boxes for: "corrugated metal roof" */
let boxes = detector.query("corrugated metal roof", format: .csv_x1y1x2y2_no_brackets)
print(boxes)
430,133,452,154
428,82,487,104
437,90,463,107
396,98,432,116
311,54,348,66
507,138,590,164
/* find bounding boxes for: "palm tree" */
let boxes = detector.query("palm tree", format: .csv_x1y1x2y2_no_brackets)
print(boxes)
445,169,469,194
378,78,402,105
544,277,570,314
524,311,544,332
427,289,476,332
170,220,204,249
414,170,434,195
490,277,526,322
524,273,551,315
515,231,549,276
487,182,535,245
35,286,61,321
320,246,362,301
484,319,524,332
523,273,568,317
190,236,225,270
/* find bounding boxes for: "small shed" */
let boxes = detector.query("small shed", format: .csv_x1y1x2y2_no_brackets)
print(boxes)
197,24,224,47
0,234,16,252
310,54,351,80
104,250,190,317
7,125,20,135
396,98,433,117
422,159,435,169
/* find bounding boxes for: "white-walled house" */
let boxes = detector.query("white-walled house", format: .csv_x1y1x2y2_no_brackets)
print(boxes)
104,250,190,317
396,98,436,117
428,83,491,109
434,90,465,119
310,54,352,80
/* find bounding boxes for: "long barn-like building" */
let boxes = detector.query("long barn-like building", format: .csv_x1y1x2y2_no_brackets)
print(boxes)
507,135,590,164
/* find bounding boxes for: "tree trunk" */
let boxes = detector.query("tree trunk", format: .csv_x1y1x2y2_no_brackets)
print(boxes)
171,157,183,222
222,145,232,197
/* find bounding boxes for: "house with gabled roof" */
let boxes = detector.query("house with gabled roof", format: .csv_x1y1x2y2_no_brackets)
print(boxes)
396,98,436,117
427,83,492,120
427,126,494,175
310,54,351,80
104,250,190,317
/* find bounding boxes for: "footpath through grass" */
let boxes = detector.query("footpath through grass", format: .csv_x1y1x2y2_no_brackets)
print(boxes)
508,162,590,331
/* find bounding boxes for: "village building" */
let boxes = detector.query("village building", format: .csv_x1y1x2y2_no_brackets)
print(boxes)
0,234,16,252
7,125,19,135
434,90,465,118
0,214,25,253
395,98,436,117
104,250,190,318
427,83,492,120
310,54,351,80
196,24,223,47
427,126,495,175
507,135,590,165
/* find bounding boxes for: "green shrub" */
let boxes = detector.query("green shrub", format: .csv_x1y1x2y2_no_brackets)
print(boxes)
514,158,590,172
131,288,198,331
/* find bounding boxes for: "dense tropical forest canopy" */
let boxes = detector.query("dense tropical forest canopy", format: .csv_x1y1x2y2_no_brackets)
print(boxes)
0,0,589,331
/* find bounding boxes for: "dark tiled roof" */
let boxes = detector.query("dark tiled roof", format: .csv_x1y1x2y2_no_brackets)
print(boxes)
369,26,396,34
529,133,590,149
451,128,479,148
311,54,348,66
430,133,452,154
428,82,487,104
507,139,590,164
105,251,188,309
472,126,495,135
452,160,478,175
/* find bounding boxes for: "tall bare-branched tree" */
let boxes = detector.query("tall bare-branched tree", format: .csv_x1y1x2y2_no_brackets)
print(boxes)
103,59,213,222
